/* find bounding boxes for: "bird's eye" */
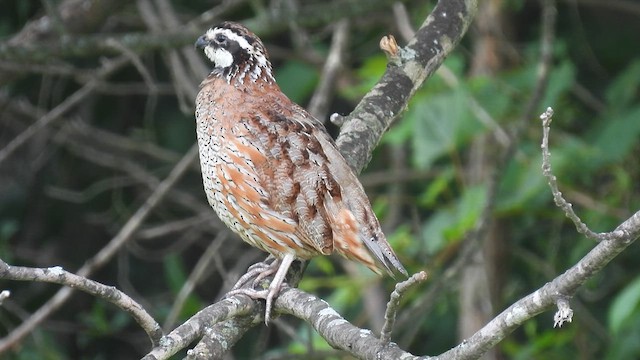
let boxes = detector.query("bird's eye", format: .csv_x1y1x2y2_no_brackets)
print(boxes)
214,34,227,45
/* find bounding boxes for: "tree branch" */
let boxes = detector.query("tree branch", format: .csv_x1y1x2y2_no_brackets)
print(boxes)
380,271,428,344
276,287,420,359
336,0,478,173
431,108,640,360
540,107,615,241
434,207,640,359
0,145,199,353
142,296,259,360
307,19,350,120
0,259,162,346
0,0,408,64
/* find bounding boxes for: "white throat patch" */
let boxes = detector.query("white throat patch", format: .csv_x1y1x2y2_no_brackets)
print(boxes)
205,46,233,68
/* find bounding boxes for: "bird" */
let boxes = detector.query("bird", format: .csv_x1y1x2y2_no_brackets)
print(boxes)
194,21,407,324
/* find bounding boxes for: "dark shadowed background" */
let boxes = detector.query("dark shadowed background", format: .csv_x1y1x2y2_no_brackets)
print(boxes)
1,0,639,359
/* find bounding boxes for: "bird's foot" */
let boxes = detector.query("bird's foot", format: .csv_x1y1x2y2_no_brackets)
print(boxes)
231,257,278,291
251,262,279,288
225,283,282,325
226,253,296,325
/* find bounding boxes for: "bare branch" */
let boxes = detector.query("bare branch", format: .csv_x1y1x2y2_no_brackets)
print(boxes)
337,0,478,173
431,106,640,360
142,297,259,360
163,231,230,330
434,207,640,359
141,1,480,356
0,31,199,63
540,108,617,241
0,259,162,346
381,271,428,344
0,145,199,352
276,287,421,359
186,316,256,360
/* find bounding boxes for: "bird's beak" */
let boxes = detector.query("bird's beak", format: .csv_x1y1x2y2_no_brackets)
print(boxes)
195,35,208,49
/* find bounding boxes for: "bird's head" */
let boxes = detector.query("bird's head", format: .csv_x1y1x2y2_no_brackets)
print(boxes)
196,22,274,84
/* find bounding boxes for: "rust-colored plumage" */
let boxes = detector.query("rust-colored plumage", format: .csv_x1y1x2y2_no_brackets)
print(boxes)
195,22,406,323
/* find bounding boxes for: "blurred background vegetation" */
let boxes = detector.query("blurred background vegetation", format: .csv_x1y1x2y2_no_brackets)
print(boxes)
1,0,639,359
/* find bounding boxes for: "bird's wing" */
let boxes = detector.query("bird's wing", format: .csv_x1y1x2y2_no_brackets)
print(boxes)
260,101,406,277
232,108,335,257
235,99,406,277
313,127,408,278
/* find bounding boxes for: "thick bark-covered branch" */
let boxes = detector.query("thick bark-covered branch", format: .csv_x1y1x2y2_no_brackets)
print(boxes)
432,108,640,359
435,207,640,360
337,0,478,172
276,288,419,359
144,286,421,360
142,296,259,360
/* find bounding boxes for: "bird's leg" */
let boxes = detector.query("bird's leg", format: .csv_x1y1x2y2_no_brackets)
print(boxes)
226,253,296,325
263,253,295,324
231,255,277,291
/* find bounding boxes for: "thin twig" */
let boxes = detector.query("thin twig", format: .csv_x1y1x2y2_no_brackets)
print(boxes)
434,207,640,359
540,107,615,241
380,271,428,344
276,288,420,359
392,3,415,43
436,102,640,359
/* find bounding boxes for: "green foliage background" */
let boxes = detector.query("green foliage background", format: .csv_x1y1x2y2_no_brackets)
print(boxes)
0,0,639,359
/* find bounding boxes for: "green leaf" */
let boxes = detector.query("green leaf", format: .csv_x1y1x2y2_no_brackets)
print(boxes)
605,60,640,112
163,254,188,294
353,55,389,94
409,88,479,169
609,276,640,334
419,167,454,207
590,106,640,168
541,60,576,109
276,60,319,104
421,185,487,254
496,151,548,213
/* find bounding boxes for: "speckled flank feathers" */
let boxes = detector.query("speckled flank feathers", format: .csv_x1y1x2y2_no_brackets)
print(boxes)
195,21,407,322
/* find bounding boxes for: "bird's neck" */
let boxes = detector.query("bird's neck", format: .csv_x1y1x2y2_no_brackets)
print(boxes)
210,61,275,87
200,69,282,101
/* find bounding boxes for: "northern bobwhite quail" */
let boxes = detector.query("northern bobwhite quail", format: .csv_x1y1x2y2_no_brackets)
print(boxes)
194,21,407,324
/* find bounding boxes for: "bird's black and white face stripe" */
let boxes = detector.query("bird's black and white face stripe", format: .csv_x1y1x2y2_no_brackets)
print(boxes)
196,22,274,84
